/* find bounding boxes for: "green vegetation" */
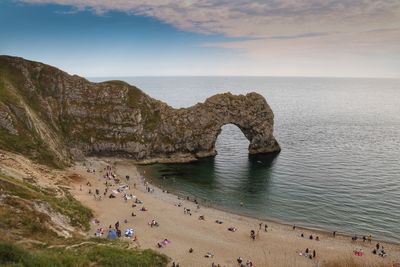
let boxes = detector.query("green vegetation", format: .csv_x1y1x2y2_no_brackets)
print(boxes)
0,79,19,105
127,86,144,108
102,80,130,87
0,241,169,267
0,174,93,242
0,60,64,168
0,173,168,266
0,127,63,168
143,108,160,132
56,188,93,230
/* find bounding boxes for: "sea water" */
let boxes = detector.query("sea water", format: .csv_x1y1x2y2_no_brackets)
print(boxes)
90,76,400,242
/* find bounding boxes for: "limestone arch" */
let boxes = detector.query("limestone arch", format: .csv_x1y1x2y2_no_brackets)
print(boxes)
183,92,281,158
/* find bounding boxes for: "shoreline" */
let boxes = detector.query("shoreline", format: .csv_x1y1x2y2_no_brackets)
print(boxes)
71,158,400,267
136,164,400,246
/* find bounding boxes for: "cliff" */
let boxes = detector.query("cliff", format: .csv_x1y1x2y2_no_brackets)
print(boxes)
0,55,280,167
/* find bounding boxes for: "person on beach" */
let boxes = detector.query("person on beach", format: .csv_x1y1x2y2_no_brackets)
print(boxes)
293,224,296,230
309,234,313,240
313,250,316,258
333,231,336,237
259,222,262,230
368,235,372,243
250,230,256,240
264,224,268,232
149,220,159,227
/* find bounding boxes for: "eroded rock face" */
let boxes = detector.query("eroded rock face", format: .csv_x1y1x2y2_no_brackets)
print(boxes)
0,55,280,164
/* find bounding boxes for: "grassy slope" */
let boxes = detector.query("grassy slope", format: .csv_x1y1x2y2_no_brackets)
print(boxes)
0,241,168,267
0,174,169,266
0,174,93,242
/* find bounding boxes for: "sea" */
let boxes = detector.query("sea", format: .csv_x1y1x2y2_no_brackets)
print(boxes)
90,76,400,242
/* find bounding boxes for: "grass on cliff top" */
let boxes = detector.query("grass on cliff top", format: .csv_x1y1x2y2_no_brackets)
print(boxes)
0,241,169,267
126,85,144,109
0,174,93,241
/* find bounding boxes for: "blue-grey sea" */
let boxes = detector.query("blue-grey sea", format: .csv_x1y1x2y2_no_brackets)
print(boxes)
91,77,400,242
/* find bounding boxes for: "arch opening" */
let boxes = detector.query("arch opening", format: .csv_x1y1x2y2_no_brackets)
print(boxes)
214,124,250,159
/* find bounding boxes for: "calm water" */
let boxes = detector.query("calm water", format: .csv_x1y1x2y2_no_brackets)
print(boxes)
91,77,400,242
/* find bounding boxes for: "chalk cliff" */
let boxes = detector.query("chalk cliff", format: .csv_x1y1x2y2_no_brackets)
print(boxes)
0,56,280,166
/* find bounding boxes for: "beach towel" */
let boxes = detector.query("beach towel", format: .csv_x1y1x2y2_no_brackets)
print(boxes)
124,228,134,237
158,239,171,247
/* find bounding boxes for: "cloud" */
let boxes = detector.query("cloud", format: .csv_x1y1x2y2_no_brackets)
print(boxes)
16,0,400,77
18,0,400,37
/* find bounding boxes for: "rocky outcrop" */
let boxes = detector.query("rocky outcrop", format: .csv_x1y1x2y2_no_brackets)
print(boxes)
0,55,280,165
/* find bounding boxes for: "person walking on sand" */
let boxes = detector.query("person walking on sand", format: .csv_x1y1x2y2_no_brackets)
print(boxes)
250,230,256,240
264,224,268,232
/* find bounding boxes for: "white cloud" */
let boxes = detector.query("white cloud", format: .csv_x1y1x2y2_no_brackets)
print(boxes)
19,0,400,37
18,0,400,77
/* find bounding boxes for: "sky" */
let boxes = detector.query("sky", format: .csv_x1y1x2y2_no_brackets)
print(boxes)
0,0,399,78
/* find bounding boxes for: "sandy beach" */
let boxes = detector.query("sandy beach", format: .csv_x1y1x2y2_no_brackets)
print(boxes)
70,158,400,267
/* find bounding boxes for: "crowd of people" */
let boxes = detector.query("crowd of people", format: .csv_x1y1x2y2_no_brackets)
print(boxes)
81,160,395,267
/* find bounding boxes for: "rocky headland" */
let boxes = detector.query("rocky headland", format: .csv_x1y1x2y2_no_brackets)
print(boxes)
0,55,280,167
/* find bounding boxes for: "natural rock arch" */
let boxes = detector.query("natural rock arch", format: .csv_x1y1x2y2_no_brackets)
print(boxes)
157,92,281,161
0,56,281,165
